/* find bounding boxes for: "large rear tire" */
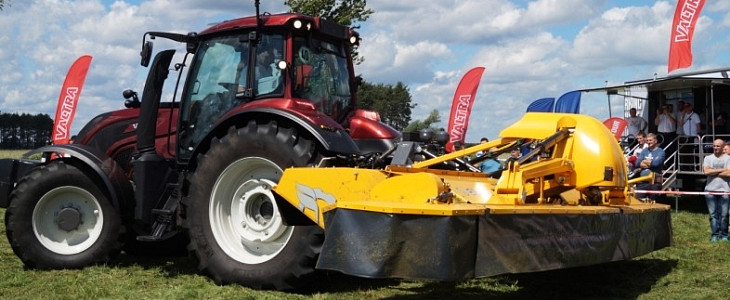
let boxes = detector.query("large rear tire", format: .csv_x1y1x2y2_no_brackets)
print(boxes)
5,160,123,269
184,121,323,290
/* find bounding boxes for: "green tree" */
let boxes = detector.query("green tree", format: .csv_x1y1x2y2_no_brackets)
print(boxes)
357,81,413,131
285,0,373,64
285,0,372,28
404,109,441,133
0,112,52,149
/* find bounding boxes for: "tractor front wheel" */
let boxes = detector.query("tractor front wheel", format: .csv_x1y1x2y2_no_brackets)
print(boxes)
184,121,323,290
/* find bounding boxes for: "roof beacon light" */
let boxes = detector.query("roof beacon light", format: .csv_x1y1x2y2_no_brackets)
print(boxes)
293,20,302,29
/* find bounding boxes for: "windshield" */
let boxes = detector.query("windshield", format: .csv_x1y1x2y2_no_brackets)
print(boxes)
292,36,353,120
178,33,285,158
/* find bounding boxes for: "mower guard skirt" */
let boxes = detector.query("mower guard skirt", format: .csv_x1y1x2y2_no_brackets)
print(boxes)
316,206,672,280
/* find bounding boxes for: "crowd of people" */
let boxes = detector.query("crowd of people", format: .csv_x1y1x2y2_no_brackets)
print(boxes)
626,103,730,243
611,124,730,243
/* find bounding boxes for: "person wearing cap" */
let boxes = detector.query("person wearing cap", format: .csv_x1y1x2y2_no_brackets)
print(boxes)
680,102,701,137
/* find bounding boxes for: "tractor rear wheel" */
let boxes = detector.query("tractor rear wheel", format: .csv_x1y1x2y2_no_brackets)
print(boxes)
4,160,123,269
184,121,323,290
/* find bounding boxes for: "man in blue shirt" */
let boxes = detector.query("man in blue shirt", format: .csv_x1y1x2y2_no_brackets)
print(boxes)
480,147,502,178
634,133,665,201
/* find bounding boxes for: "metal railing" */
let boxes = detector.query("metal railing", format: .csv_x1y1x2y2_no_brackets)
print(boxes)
624,134,710,191
658,134,730,190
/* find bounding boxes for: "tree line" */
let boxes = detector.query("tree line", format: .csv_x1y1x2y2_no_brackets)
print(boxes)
0,79,419,150
0,112,53,149
0,81,419,150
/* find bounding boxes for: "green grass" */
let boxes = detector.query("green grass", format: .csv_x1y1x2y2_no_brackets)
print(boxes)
2,208,726,299
1,149,729,299
0,149,30,159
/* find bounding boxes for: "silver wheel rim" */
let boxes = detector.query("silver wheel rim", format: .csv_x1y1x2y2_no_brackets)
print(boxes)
32,186,104,255
209,157,293,264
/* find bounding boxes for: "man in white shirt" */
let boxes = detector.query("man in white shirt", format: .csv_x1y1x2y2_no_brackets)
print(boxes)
678,102,702,170
656,104,677,154
680,102,701,136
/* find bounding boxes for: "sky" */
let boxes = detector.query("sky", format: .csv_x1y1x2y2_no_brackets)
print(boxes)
1,0,730,142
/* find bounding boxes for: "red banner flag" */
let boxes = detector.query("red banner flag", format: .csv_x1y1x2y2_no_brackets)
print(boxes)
603,117,627,141
667,0,705,73
52,55,93,145
445,67,485,153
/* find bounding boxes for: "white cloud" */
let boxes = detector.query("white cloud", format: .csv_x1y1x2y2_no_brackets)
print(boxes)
2,0,730,142
358,33,452,84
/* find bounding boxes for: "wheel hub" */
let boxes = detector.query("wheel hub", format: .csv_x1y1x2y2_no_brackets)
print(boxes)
55,207,82,232
208,157,295,264
236,179,287,243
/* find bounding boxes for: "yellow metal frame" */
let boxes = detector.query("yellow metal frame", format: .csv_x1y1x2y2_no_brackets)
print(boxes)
272,112,669,229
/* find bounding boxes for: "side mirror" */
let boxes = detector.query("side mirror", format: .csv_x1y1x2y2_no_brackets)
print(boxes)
123,89,141,108
352,75,363,93
140,41,153,67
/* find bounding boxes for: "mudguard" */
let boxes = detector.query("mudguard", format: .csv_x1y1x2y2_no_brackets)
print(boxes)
189,108,362,165
16,144,133,219
236,108,361,154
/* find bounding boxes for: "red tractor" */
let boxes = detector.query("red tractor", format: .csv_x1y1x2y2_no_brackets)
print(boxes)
0,7,399,290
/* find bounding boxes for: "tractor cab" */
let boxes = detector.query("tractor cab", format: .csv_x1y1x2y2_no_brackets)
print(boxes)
137,13,395,163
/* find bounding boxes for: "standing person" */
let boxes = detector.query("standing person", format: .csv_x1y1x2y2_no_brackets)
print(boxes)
626,108,647,146
679,102,701,137
702,139,730,242
634,133,665,201
655,104,677,152
678,103,702,170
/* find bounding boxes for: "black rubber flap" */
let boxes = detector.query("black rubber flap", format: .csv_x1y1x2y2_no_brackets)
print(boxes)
475,209,673,277
316,207,672,280
317,208,478,280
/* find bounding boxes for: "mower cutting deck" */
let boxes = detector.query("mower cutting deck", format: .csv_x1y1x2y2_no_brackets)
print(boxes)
273,112,672,280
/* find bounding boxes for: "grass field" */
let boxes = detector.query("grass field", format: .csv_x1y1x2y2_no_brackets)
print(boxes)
0,149,728,299
0,149,30,159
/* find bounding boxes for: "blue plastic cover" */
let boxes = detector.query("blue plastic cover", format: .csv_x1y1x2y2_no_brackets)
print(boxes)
554,90,581,113
526,97,555,112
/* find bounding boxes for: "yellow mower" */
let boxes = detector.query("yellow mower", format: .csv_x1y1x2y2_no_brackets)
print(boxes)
272,112,672,280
